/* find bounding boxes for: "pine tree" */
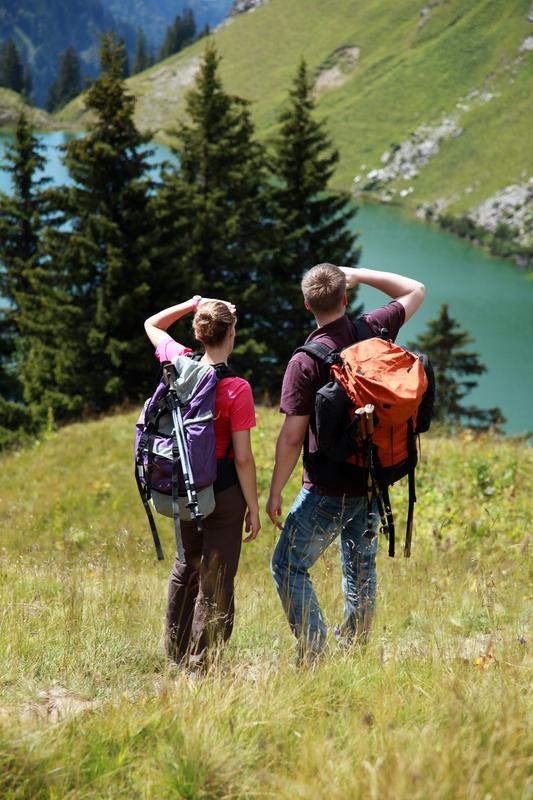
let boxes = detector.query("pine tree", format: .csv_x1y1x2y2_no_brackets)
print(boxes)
159,9,197,61
45,47,82,112
0,40,24,95
132,28,150,74
0,112,70,436
407,303,505,429
156,44,272,381
56,33,168,411
267,58,361,368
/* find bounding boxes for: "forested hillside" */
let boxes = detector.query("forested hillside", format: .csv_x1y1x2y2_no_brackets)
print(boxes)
59,0,532,263
100,0,233,47
0,0,134,105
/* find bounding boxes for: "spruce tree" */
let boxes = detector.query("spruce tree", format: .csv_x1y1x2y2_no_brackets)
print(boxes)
159,9,197,61
267,58,361,370
57,33,167,410
407,303,505,428
157,44,272,381
0,112,70,434
133,28,150,74
45,47,82,112
0,40,24,95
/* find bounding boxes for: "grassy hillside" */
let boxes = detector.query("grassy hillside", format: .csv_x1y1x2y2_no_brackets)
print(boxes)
0,88,58,131
1,408,532,798
58,0,533,221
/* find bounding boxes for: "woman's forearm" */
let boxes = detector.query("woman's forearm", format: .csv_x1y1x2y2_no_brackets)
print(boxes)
144,297,199,347
234,454,259,513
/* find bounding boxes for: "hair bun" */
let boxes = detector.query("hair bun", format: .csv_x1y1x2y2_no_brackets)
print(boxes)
192,300,236,347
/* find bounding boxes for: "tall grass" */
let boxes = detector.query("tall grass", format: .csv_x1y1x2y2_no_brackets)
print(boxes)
0,409,531,798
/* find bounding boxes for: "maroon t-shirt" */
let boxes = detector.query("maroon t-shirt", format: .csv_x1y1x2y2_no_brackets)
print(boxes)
280,301,406,496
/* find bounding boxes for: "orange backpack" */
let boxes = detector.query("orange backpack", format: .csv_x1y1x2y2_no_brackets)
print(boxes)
296,329,434,557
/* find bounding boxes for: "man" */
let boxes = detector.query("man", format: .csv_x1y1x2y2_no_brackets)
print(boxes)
266,263,425,664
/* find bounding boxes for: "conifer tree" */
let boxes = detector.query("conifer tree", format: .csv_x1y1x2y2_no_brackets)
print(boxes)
159,9,197,61
0,112,70,434
408,303,505,428
0,40,24,95
132,28,152,74
267,58,360,368
56,33,166,410
157,44,272,380
45,47,82,112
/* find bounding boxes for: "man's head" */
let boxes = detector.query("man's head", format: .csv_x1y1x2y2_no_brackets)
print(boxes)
301,263,347,318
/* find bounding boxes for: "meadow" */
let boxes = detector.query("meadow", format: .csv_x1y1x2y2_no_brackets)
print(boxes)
0,407,531,798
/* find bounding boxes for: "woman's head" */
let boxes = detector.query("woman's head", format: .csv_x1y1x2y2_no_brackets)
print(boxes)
192,300,237,348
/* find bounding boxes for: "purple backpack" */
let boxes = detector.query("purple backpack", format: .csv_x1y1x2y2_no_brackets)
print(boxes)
135,354,236,560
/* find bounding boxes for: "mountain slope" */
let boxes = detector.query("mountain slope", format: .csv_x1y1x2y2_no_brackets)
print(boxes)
0,0,135,106
58,0,533,249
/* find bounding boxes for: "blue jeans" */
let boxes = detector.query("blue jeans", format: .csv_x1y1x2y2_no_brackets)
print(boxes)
271,487,378,658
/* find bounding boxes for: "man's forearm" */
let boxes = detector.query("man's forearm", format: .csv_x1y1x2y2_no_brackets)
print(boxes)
340,266,425,321
341,267,422,297
270,436,303,496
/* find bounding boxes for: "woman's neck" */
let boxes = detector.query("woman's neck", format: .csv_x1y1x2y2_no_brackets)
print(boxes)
201,345,231,366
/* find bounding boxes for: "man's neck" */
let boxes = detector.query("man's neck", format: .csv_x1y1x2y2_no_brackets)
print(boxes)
313,309,346,329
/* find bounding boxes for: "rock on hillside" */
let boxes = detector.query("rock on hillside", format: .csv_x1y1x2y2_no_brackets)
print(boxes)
231,0,269,14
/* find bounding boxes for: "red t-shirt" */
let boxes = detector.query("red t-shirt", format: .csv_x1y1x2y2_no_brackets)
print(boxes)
280,301,406,495
155,335,256,459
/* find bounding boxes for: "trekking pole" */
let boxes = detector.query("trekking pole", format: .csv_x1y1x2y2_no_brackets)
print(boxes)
361,405,375,540
163,365,203,530
365,403,395,556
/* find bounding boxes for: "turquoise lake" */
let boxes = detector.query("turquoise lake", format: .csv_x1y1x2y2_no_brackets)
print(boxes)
1,132,532,434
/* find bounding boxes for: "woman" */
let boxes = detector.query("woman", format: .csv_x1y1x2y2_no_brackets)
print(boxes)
144,294,260,672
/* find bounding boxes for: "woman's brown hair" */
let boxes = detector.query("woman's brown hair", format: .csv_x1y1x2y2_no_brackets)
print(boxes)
192,300,236,347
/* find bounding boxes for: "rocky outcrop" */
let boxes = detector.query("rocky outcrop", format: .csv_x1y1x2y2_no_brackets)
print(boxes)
314,46,360,96
468,181,533,246
230,0,268,15
360,115,464,190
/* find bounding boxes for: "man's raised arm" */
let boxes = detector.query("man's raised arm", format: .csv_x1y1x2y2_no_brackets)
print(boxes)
339,267,425,322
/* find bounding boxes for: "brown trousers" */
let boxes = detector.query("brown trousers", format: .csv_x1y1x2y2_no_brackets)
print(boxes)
164,482,246,669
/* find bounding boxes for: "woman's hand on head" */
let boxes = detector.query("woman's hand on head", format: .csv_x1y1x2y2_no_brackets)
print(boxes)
199,298,236,316
243,507,261,543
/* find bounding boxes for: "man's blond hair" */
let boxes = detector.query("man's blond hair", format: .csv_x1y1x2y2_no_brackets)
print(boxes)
301,263,346,314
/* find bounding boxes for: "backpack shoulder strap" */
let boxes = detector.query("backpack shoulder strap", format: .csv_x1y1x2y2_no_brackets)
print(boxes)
294,318,374,364
213,363,239,381
352,317,374,342
293,341,339,365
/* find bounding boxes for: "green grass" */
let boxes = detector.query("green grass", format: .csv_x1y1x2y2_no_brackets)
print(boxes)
0,408,532,798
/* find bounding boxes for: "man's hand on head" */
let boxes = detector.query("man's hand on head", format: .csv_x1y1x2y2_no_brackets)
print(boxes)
338,266,359,290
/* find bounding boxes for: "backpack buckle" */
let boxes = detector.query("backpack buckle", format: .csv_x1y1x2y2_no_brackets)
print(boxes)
324,351,341,367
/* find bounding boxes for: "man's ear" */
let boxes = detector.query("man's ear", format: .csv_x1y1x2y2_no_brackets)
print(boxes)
304,299,311,312
343,291,347,307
